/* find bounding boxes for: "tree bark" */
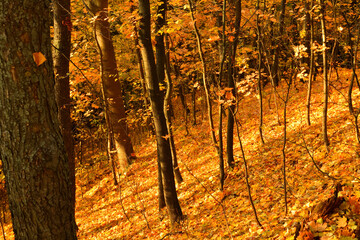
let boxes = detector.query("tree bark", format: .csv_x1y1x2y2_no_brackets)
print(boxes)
0,1,77,239
53,0,76,209
85,0,135,170
138,0,183,224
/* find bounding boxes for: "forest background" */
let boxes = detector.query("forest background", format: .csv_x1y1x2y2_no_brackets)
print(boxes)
1,0,360,239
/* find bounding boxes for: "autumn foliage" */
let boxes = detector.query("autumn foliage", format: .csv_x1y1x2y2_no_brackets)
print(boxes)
1,0,360,239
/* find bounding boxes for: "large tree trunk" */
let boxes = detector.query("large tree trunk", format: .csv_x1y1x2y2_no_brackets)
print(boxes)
138,0,183,224
53,0,76,209
85,0,135,170
0,1,78,239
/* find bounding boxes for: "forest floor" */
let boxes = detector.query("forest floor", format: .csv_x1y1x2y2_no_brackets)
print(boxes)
3,69,360,239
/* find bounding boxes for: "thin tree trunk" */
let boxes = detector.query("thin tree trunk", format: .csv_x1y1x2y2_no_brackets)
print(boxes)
226,0,241,168
188,0,225,190
282,76,292,216
155,0,166,86
179,84,190,134
320,0,330,148
233,112,262,227
256,0,265,144
164,76,183,184
138,0,183,224
348,28,360,143
303,0,311,75
307,0,315,126
192,85,197,125
272,0,286,86
217,0,227,190
188,0,217,146
53,0,76,209
165,35,183,184
218,105,225,190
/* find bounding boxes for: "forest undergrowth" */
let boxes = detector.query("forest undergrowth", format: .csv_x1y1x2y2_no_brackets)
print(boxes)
3,69,360,239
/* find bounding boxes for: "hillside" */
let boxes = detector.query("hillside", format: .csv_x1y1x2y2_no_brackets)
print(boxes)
2,70,360,239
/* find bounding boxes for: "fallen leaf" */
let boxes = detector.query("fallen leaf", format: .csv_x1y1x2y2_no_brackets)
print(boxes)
337,216,347,228
33,52,46,66
309,220,327,232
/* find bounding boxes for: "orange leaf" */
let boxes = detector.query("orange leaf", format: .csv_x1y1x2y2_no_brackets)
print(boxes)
33,52,46,66
337,216,347,228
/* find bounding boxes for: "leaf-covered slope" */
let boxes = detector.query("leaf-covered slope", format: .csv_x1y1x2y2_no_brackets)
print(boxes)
3,69,360,239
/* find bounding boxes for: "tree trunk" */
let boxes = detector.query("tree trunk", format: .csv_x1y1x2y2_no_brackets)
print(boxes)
86,0,135,170
306,0,315,126
155,0,167,86
130,12,155,135
303,0,311,73
165,35,183,184
226,0,241,168
320,0,330,148
192,85,197,125
0,1,78,239
188,0,224,190
138,0,183,224
154,0,176,206
53,0,76,209
257,0,265,144
282,70,293,216
272,0,286,87
179,84,190,134
133,21,165,208
217,0,227,191
348,27,360,143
